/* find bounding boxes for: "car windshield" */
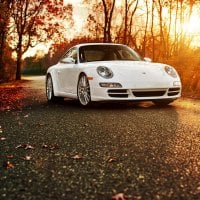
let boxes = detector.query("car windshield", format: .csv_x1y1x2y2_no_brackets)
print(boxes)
79,45,143,63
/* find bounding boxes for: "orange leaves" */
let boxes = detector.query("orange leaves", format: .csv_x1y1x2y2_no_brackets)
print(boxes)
3,161,14,169
0,86,25,111
22,156,32,161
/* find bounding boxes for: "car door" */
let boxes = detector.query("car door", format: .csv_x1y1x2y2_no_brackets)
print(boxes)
57,48,78,94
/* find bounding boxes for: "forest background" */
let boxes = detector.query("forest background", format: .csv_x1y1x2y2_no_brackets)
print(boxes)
0,0,200,97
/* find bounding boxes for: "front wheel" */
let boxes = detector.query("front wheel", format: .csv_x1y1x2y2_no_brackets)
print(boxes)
77,74,91,106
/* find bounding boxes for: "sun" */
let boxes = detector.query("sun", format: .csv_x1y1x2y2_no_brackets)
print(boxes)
183,15,200,35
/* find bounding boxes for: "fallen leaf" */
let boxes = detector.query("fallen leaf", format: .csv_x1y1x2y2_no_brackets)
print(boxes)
3,161,14,169
7,155,14,159
138,174,145,180
72,154,83,160
42,144,59,150
84,123,89,127
22,156,31,161
15,144,34,150
15,144,23,149
0,137,6,141
107,157,117,163
112,193,126,200
24,114,29,118
42,144,48,148
25,145,34,150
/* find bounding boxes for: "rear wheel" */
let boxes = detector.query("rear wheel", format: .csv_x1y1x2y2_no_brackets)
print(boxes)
153,99,174,106
77,74,91,106
46,75,63,102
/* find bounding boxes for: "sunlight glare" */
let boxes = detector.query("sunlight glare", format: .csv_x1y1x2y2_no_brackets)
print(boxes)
64,0,82,5
183,15,200,34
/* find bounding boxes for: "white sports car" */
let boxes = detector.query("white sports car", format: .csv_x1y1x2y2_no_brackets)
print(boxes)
46,43,181,106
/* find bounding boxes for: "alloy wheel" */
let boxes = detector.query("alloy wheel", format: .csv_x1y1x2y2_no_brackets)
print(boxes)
77,75,91,106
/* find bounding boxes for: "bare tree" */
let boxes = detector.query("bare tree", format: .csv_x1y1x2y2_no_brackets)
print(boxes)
155,0,166,59
151,0,155,60
101,0,116,42
123,0,138,45
142,0,149,57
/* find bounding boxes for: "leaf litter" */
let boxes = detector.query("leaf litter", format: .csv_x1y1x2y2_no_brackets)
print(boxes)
71,154,84,160
15,144,34,150
3,161,14,169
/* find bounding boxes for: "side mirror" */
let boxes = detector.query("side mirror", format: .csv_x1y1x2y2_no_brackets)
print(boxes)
144,57,152,62
60,57,75,64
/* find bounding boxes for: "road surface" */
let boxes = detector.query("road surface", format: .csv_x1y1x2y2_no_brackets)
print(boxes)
0,76,199,199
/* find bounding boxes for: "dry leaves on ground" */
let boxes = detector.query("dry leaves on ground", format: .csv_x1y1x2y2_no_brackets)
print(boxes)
71,154,83,160
15,144,34,150
3,161,14,169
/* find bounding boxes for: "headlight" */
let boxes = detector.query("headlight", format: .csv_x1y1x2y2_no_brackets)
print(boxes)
97,66,113,79
165,66,177,78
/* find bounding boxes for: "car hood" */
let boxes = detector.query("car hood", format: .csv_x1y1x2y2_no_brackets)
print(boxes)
81,60,169,77
81,61,180,88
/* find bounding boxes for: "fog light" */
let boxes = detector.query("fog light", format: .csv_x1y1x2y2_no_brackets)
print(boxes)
99,82,122,88
173,81,181,86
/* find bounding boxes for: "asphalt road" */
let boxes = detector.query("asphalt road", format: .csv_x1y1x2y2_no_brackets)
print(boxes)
0,76,199,200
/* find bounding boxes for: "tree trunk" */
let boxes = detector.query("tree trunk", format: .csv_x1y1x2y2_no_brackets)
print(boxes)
16,35,23,80
142,0,149,57
127,0,138,45
151,0,155,61
0,31,6,82
16,54,22,80
102,0,108,42
102,0,115,42
167,0,172,59
174,0,179,55
123,0,128,44
157,0,165,59
107,0,115,42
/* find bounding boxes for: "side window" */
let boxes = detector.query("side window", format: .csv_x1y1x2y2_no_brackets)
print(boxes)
70,49,77,62
61,48,77,63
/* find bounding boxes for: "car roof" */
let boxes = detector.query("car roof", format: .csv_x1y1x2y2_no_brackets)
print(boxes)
75,43,126,48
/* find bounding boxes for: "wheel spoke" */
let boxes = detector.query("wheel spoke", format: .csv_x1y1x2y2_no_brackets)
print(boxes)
78,75,91,106
46,77,52,100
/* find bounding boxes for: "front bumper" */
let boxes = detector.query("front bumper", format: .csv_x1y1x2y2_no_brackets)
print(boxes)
89,80,181,101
